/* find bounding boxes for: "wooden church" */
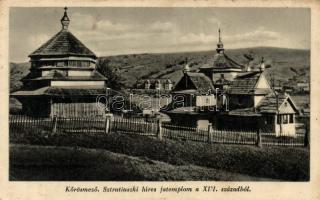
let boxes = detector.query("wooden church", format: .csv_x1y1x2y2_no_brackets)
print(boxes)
166,29,300,136
11,8,107,117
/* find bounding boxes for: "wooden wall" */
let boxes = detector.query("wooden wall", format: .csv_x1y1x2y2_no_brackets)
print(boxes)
51,102,105,118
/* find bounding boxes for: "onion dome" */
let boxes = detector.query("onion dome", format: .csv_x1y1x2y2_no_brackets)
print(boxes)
61,7,70,30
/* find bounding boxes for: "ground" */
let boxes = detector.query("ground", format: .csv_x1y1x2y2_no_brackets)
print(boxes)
10,144,275,181
10,131,309,181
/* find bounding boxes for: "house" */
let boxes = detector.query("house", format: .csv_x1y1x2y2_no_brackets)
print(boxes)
134,78,173,91
217,63,300,136
296,82,310,93
164,63,216,129
170,64,216,110
11,8,107,117
217,70,299,136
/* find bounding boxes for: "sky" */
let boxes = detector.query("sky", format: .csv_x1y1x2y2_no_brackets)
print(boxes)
9,7,310,62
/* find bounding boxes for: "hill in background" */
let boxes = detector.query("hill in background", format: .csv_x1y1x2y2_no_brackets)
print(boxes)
10,47,310,91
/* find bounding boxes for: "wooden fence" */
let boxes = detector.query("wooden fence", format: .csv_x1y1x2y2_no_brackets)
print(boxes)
9,115,308,147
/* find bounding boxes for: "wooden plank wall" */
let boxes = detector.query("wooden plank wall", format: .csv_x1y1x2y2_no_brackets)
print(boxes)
51,102,105,118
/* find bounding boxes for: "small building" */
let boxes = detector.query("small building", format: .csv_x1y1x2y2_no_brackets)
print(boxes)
11,8,107,117
164,64,216,129
296,82,310,93
135,78,173,91
171,64,216,109
218,92,299,136
257,93,300,136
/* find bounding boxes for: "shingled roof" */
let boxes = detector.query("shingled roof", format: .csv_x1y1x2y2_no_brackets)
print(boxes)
22,70,106,81
228,71,271,95
29,30,96,58
186,72,215,94
214,53,244,69
11,86,106,97
257,92,299,114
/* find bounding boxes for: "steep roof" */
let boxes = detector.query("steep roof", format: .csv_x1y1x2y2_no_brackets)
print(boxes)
185,72,215,94
226,92,299,116
201,53,244,70
228,71,271,95
257,92,299,114
29,30,96,58
214,53,244,69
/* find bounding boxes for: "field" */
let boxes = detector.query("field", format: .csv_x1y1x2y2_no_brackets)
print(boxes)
10,131,309,181
10,144,275,181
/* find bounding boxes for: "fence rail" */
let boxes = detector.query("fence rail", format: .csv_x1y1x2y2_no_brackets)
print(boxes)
9,115,308,147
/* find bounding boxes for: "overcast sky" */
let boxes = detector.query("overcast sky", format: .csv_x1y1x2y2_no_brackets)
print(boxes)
10,7,310,62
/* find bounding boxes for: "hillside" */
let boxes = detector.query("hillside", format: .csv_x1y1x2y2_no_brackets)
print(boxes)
10,47,310,91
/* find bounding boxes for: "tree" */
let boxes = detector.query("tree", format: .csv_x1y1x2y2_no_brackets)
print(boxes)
96,58,125,91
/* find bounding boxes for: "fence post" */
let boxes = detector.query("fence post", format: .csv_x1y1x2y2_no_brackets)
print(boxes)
256,128,262,147
207,124,212,143
304,125,309,147
157,119,163,140
52,115,58,135
105,113,113,134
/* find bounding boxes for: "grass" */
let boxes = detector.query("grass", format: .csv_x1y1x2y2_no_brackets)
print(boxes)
11,131,309,181
10,144,275,181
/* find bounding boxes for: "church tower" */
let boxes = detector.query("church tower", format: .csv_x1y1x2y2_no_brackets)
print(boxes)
199,29,243,88
11,8,108,117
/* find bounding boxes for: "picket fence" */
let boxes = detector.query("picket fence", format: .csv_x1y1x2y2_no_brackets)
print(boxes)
9,115,308,147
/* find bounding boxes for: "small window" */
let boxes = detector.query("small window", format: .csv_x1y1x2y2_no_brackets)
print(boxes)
277,115,281,124
283,115,288,124
289,114,294,123
57,62,64,67
220,74,224,78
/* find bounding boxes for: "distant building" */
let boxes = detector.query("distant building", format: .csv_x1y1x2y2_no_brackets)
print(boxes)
134,78,173,91
296,82,310,93
11,8,107,117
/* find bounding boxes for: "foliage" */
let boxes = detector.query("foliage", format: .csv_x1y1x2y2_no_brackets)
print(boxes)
96,58,125,90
